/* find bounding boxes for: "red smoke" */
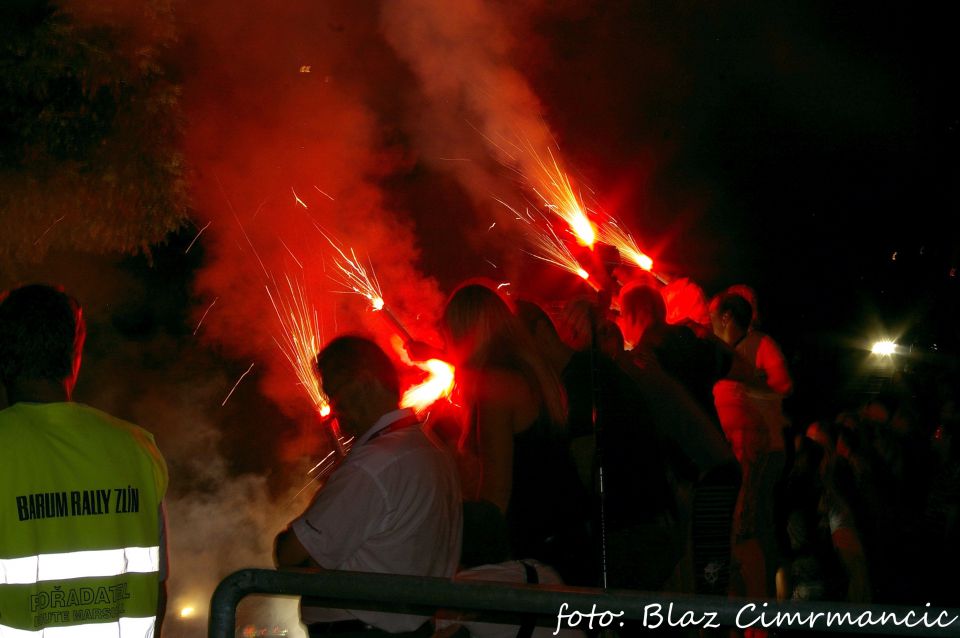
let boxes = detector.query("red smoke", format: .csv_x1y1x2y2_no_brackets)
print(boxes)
178,1,444,462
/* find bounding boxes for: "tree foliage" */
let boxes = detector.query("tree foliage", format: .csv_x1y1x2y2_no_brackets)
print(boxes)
0,0,187,267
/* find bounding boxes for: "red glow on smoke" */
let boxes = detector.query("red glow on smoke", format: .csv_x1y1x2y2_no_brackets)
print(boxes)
179,3,443,464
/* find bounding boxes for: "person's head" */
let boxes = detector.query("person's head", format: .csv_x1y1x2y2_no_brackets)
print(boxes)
617,282,666,347
725,284,758,328
805,420,835,454
0,284,86,401
316,335,399,438
442,281,566,427
710,292,752,345
441,281,521,366
515,299,573,364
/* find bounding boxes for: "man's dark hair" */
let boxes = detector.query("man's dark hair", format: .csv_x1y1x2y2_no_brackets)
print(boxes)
716,293,753,331
0,284,85,384
316,335,399,401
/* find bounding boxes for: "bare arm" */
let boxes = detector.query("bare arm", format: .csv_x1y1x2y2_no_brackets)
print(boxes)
757,336,793,396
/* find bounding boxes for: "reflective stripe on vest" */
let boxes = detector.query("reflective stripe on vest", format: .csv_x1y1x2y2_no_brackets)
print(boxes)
0,547,160,585
0,615,156,637
0,403,166,638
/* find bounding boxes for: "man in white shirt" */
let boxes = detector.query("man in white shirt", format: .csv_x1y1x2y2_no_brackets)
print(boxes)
275,335,462,637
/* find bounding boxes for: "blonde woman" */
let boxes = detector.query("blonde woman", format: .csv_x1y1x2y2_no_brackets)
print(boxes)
442,281,590,582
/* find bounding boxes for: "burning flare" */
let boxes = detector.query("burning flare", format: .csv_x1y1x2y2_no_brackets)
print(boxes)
501,203,599,290
318,230,386,312
520,143,596,248
401,358,456,412
317,229,415,342
392,336,456,412
265,274,330,417
597,219,654,271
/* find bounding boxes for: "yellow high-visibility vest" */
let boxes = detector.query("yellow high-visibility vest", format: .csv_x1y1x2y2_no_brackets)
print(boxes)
0,402,167,637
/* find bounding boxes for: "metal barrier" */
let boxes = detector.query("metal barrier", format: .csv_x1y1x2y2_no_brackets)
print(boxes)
209,569,960,638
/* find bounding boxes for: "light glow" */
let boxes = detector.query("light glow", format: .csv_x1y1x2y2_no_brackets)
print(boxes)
597,220,654,271
872,340,897,356
180,607,195,619
502,203,599,291
401,359,457,412
316,230,415,342
316,229,386,313
392,335,457,412
523,144,596,247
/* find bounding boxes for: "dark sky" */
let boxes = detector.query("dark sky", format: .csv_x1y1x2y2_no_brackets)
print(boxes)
410,3,958,332
531,3,958,323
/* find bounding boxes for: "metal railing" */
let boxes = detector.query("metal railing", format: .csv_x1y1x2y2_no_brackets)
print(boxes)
209,569,960,637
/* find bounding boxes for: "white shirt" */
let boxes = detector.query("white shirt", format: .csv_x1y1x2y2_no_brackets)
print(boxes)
293,408,462,631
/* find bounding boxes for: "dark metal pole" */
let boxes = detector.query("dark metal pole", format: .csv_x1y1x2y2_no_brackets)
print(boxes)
588,297,609,590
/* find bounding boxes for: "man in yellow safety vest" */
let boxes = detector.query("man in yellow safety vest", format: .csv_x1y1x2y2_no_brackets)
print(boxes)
0,284,169,637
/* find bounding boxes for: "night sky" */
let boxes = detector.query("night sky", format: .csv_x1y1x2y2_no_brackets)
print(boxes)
380,3,960,319
2,1,959,633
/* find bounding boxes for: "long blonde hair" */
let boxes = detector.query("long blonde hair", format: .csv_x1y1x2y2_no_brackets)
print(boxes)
442,281,567,429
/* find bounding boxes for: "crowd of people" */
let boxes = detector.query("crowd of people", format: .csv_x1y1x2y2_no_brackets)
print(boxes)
274,271,959,636
2,274,957,637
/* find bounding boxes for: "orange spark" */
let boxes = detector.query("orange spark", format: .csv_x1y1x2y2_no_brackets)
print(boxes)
292,187,308,209
504,203,599,290
185,220,212,254
597,220,654,271
313,186,335,201
265,274,330,416
522,143,596,247
193,296,219,336
222,363,255,407
316,229,386,312
315,229,416,342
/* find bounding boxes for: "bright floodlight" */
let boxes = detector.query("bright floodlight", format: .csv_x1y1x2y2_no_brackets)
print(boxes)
180,607,195,619
872,340,897,356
